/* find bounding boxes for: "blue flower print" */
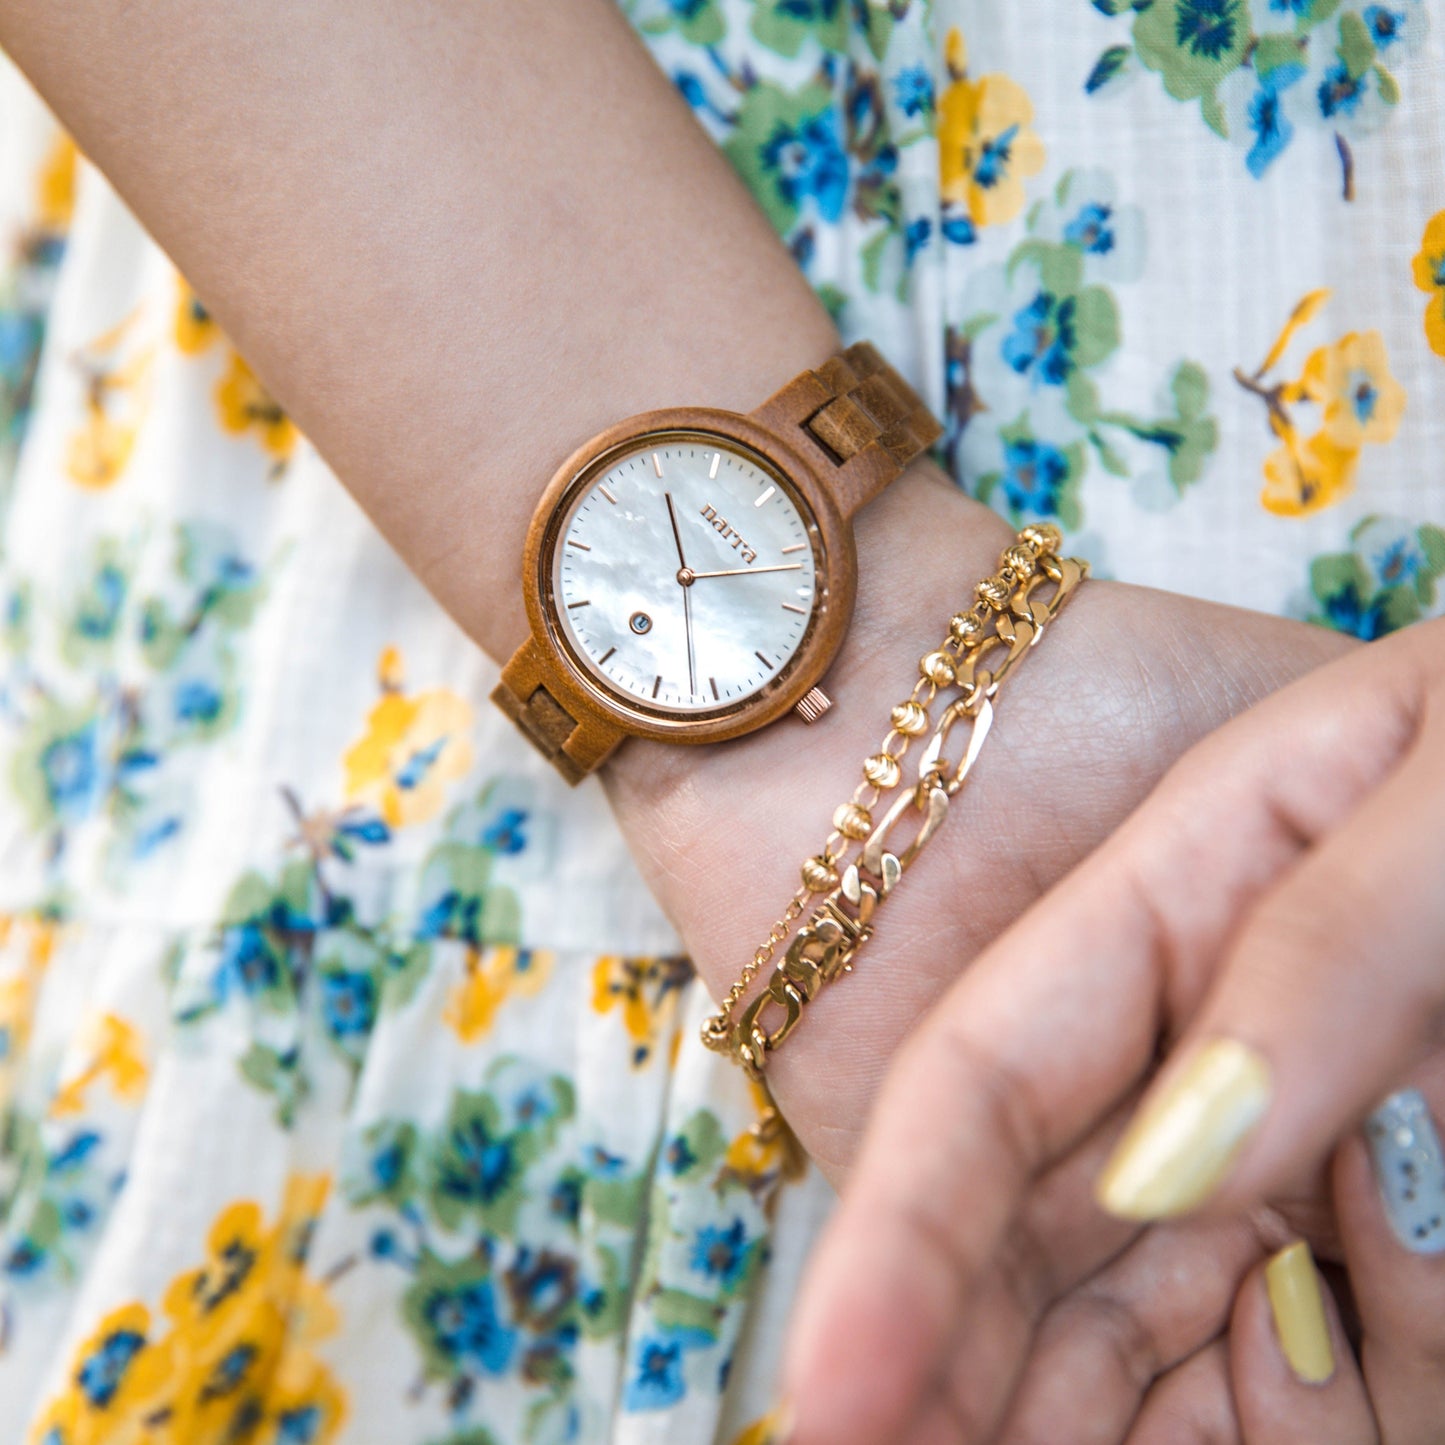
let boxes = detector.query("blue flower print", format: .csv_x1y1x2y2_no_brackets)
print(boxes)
1243,64,1304,178
173,676,223,725
319,969,377,1039
1063,202,1116,256
1001,292,1078,387
974,125,1020,192
76,1327,146,1408
623,1328,712,1412
1317,61,1366,120
216,924,281,999
904,217,931,262
75,564,127,642
1174,0,1242,60
892,65,934,117
481,807,528,855
422,1276,517,1376
689,1219,751,1289
1363,4,1407,47
40,724,105,820
1000,436,1070,516
761,109,848,225
276,1405,324,1443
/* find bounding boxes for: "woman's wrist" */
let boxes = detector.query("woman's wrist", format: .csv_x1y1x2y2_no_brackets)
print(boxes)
604,458,1356,1178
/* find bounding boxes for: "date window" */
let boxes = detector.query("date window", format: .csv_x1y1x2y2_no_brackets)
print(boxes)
629,611,652,635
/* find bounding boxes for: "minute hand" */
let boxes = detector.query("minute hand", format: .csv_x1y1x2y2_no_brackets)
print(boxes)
688,563,803,579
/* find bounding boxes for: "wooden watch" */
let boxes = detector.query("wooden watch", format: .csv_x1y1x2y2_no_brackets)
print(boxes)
492,341,942,784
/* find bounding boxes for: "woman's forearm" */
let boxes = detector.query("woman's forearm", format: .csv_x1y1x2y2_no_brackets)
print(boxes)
0,0,839,658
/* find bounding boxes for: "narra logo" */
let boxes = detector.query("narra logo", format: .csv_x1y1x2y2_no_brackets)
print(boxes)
698,504,758,565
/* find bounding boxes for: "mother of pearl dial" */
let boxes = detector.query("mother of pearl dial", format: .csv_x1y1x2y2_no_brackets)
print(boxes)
551,436,820,715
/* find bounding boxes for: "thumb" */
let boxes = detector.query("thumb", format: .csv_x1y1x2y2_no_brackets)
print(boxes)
1097,666,1445,1222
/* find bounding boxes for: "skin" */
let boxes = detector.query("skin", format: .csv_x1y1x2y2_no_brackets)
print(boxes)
785,618,1445,1443
0,0,1387,1435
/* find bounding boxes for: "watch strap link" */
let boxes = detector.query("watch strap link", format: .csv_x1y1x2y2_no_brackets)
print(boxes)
491,640,622,785
752,340,942,520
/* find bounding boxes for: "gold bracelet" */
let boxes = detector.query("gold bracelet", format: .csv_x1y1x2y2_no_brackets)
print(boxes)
701,524,1087,1086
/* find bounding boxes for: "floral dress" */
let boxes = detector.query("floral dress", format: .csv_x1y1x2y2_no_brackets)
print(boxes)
1,1,1443,1442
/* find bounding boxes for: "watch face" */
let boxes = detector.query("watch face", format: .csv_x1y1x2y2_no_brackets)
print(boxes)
546,431,823,717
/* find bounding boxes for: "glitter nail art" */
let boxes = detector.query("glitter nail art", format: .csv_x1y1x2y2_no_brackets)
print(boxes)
1365,1090,1445,1255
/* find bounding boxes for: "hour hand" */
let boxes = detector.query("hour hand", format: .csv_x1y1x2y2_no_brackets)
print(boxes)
665,492,688,570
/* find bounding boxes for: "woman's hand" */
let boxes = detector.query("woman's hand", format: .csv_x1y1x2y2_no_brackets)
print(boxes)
776,614,1445,1443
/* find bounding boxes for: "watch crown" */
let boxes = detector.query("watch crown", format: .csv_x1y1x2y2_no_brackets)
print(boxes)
794,686,833,724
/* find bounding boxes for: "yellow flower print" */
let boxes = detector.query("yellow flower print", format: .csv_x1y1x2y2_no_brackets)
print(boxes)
33,1179,345,1445
65,307,155,490
49,1012,148,1117
161,1199,273,1351
342,648,475,828
1297,330,1406,450
731,1405,795,1445
0,913,57,1113
722,1078,808,1188
173,279,217,356
41,1302,175,1445
938,28,1045,231
35,133,78,232
1261,429,1362,516
1236,294,1405,517
1411,209,1445,359
591,953,693,1068
215,350,298,464
172,274,298,473
445,945,554,1043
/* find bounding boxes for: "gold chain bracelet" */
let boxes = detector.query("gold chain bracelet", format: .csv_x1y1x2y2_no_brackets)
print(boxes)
701,523,1087,1086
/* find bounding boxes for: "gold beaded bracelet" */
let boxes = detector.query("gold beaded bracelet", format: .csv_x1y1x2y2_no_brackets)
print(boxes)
701,523,1087,1099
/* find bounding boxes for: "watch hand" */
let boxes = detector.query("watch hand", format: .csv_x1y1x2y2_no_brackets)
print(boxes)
665,491,688,570
683,582,696,698
687,564,804,579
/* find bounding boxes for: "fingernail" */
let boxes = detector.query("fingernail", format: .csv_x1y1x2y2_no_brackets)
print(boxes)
1365,1089,1445,1255
1095,1038,1272,1220
1266,1241,1335,1384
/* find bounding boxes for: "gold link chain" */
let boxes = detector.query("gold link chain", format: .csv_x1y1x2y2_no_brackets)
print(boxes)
701,525,1087,1088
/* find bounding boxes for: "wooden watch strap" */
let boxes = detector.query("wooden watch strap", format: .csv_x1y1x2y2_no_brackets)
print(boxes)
751,340,942,519
491,641,621,785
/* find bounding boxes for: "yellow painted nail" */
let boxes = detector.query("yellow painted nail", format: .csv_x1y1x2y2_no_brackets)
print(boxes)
1266,1241,1335,1385
1095,1038,1272,1220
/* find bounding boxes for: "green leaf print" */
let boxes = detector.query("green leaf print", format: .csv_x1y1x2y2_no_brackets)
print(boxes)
1338,10,1376,79
722,81,836,237
651,1287,724,1339
1071,286,1122,367
1132,0,1250,102
638,0,724,46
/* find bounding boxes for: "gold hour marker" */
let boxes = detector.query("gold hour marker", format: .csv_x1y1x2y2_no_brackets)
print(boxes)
566,599,590,609
599,484,618,504
710,677,720,701
754,485,776,508
652,452,664,477
651,675,662,698
782,602,806,614
709,453,721,479
755,651,774,671
781,544,806,555
566,539,591,551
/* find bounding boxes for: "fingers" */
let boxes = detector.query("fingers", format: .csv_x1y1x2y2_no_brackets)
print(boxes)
1229,1242,1378,1445
1098,665,1445,1222
782,624,1443,1445
1334,1061,1445,1445
1125,1342,1240,1445
993,1212,1269,1444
